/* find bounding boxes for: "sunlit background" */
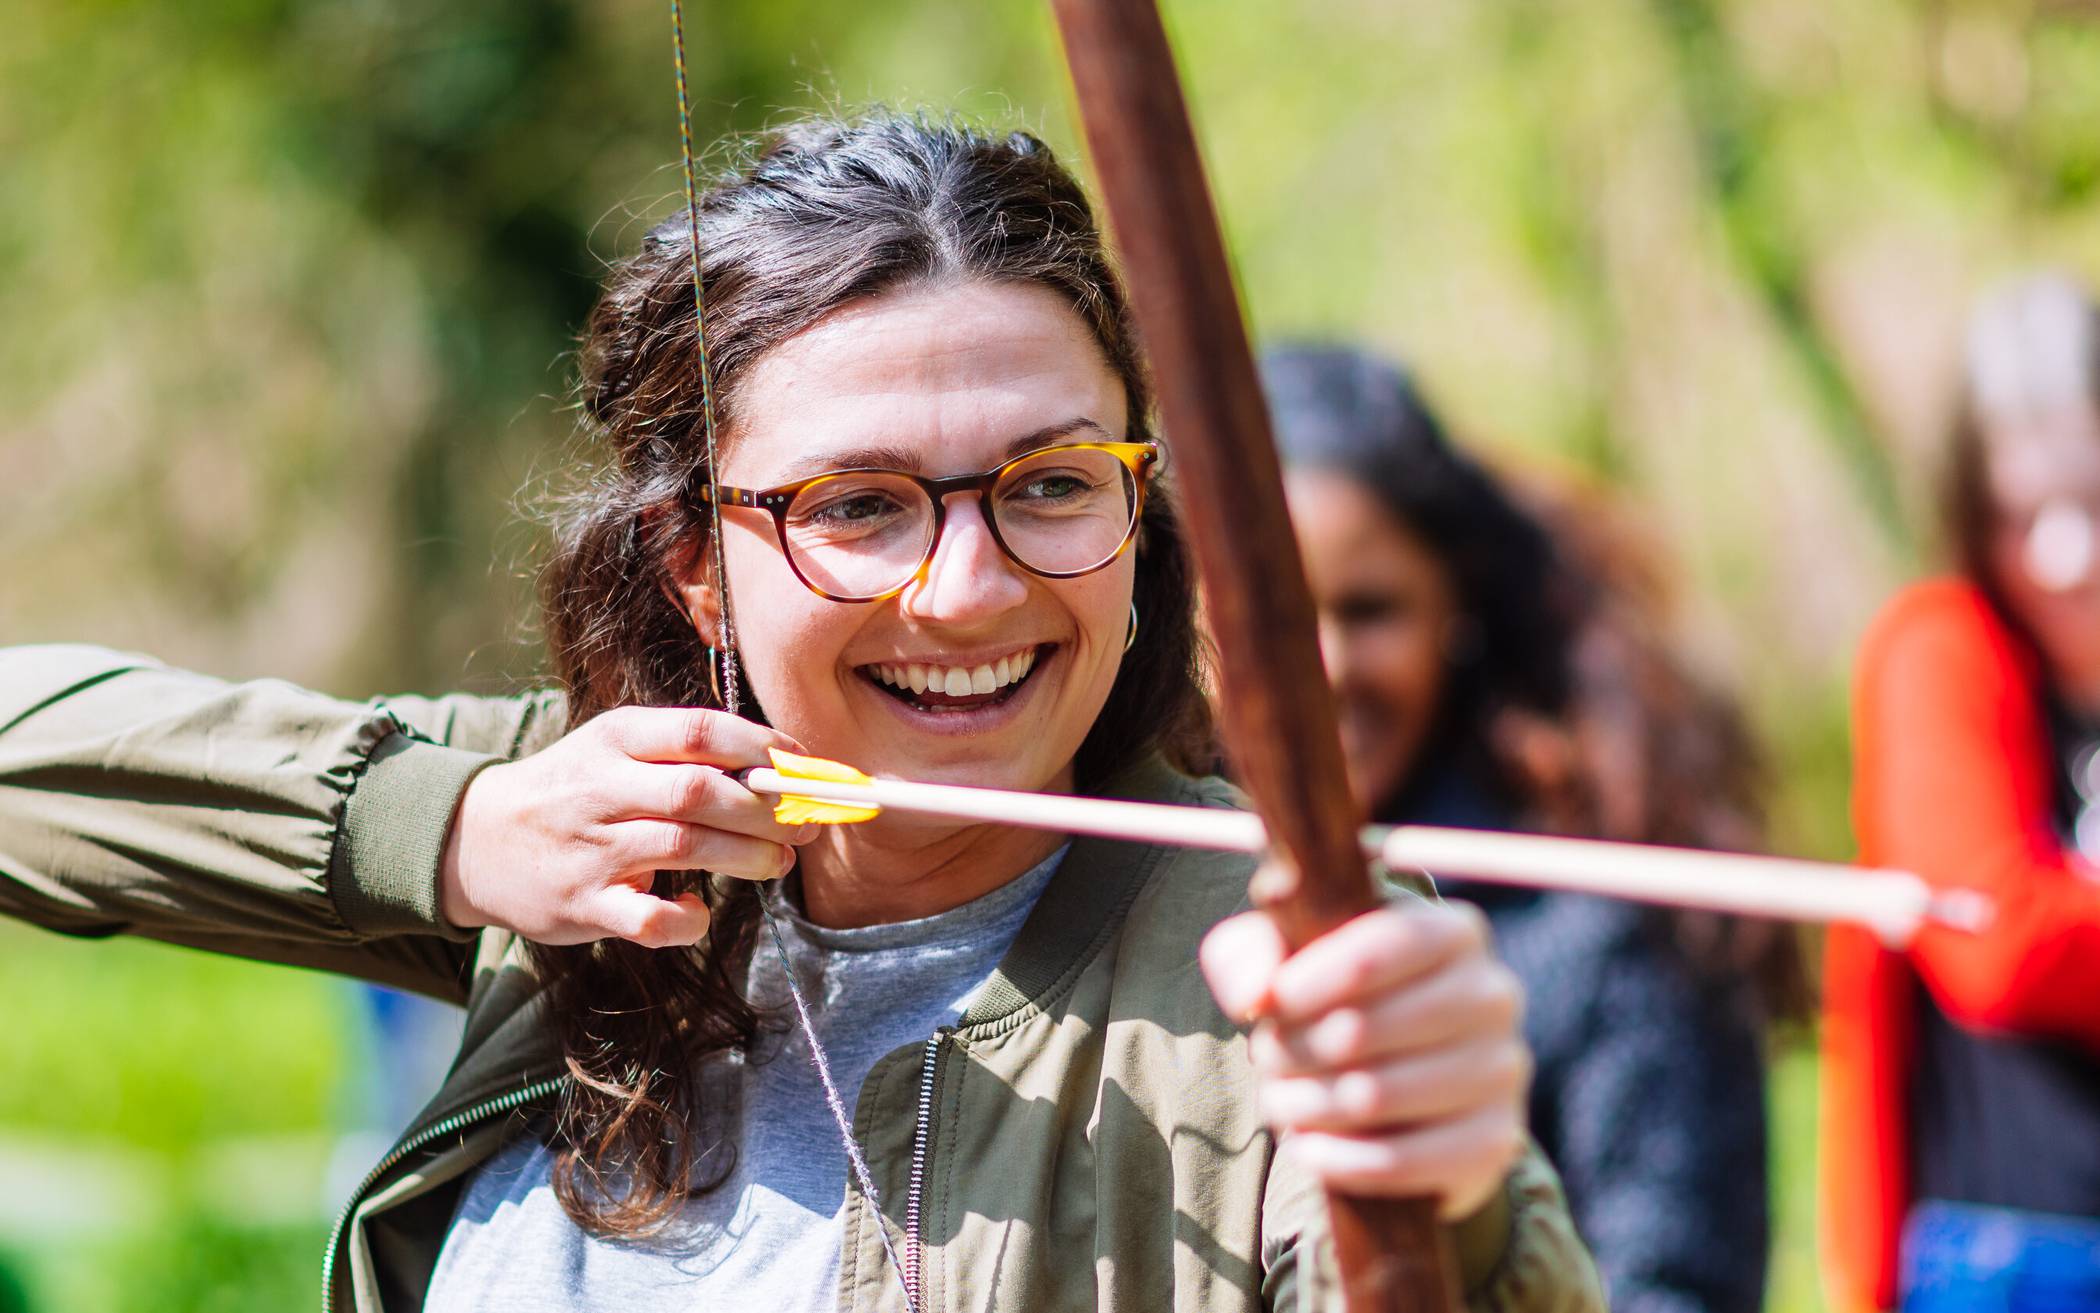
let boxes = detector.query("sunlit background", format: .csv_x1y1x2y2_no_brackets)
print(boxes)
5,1,2100,1307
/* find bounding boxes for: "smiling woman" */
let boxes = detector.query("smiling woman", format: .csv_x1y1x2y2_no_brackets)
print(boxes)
0,112,1601,1313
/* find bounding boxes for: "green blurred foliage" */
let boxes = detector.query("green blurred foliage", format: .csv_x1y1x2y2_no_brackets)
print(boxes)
5,1,2100,1309
12,1213,327,1313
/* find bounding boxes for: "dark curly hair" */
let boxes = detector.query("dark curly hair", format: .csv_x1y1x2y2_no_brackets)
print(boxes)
1261,343,1579,791
1262,343,1808,1028
532,111,1211,1235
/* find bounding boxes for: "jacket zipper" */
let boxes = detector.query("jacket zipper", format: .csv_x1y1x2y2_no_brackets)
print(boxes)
902,1029,946,1312
318,1076,563,1313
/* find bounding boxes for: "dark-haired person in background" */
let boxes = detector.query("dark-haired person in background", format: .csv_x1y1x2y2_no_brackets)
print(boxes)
1823,273,2100,1313
1265,344,1802,1313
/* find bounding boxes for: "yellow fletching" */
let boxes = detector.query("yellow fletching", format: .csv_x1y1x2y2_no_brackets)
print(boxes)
767,748,881,825
768,748,874,785
773,795,882,825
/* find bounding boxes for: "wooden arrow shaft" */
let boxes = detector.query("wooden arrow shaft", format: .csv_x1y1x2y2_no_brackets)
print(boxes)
741,767,1955,945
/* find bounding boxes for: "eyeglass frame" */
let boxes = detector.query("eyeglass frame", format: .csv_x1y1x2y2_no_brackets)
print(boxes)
700,439,1162,603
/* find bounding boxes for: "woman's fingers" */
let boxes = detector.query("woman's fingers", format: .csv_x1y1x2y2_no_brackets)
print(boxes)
1207,887,1531,1221
608,819,796,882
587,887,714,950
608,761,815,845
1199,907,1291,1022
1265,901,1487,1021
590,703,804,770
1280,1104,1526,1219
1257,1035,1532,1131
1249,956,1524,1075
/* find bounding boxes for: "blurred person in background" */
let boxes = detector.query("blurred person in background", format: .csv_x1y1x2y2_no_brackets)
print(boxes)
1265,343,1808,1313
1822,273,2100,1312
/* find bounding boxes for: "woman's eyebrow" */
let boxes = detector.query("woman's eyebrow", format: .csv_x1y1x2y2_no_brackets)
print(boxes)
1004,417,1116,457
766,418,1118,483
771,442,925,481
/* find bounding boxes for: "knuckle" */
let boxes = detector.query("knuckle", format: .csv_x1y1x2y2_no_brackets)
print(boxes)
681,708,719,757
1486,1040,1531,1094
1477,964,1525,1029
667,765,718,817
604,906,653,945
1338,953,1378,999
1318,1007,1369,1064
1336,1070,1382,1120
639,821,694,867
595,705,643,748
1448,901,1490,950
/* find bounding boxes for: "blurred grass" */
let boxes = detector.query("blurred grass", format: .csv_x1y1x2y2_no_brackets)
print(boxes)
0,925,344,1146
0,924,347,1310
1771,1042,1826,1313
6,0,2100,1308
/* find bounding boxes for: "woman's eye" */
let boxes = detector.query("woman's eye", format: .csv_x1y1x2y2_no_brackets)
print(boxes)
1336,594,1411,626
802,491,903,526
1013,471,1093,501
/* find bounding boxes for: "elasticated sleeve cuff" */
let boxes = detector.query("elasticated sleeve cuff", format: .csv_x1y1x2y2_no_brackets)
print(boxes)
1452,1180,1514,1297
1457,1145,1607,1312
330,727,498,940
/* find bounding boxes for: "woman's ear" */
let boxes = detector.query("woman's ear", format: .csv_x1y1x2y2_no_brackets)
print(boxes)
678,576,723,647
651,512,721,646
664,555,721,646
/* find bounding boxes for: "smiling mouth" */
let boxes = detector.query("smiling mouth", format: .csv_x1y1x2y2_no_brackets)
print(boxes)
857,646,1046,714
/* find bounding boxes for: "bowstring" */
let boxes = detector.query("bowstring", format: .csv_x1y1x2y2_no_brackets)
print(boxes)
667,9,919,1310
669,0,739,717
761,903,923,1313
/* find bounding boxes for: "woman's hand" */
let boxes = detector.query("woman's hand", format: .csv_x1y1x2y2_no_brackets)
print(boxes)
1200,889,1530,1220
438,706,814,948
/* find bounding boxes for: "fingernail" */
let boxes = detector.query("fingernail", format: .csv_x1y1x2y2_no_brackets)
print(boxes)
1241,987,1277,1024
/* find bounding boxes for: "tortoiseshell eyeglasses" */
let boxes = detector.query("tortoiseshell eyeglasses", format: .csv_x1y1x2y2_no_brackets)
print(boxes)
702,440,1160,603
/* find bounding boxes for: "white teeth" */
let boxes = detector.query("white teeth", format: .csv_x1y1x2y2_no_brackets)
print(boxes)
867,648,1041,700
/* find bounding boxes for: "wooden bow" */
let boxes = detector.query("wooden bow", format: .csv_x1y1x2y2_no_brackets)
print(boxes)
1049,4,1462,1309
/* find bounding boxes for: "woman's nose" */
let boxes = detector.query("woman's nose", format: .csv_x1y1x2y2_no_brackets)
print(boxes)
1316,615,1351,687
2024,498,2099,593
899,496,1030,622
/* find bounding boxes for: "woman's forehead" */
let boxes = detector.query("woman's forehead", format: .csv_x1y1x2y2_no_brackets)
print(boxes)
724,280,1127,483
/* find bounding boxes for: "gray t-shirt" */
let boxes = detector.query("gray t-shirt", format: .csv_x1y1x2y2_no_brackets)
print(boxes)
423,848,1065,1312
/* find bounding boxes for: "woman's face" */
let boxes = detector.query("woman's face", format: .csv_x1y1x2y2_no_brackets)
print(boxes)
685,279,1136,798
1286,471,1460,813
1983,411,2100,704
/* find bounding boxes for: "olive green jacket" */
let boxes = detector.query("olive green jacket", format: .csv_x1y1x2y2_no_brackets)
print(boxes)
0,645,1603,1313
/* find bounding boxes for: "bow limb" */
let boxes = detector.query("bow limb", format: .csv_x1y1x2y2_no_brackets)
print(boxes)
1047,3,1463,1309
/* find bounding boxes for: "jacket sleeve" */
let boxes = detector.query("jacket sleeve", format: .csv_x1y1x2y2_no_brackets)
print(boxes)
0,644,565,1002
1261,1137,1606,1313
1853,582,2100,1050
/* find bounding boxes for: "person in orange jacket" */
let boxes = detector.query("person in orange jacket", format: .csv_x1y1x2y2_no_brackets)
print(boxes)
1823,272,2100,1312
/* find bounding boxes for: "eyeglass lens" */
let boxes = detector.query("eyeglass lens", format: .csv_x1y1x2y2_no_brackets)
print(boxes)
779,447,1139,599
